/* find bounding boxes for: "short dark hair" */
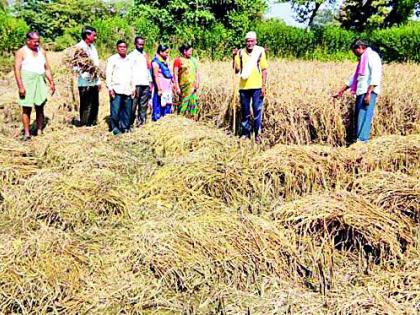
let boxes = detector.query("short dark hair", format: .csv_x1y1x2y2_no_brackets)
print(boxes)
26,31,40,40
134,36,145,44
116,40,127,47
351,39,368,49
157,44,169,53
179,43,192,55
81,26,97,40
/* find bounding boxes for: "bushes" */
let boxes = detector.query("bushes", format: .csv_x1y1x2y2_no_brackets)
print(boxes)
370,22,420,62
0,11,28,54
256,19,315,58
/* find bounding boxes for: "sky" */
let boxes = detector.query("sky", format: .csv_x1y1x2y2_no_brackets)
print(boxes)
265,1,304,27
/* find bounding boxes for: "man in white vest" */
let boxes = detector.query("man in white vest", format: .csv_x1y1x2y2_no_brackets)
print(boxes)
128,36,152,127
14,31,55,140
232,31,268,143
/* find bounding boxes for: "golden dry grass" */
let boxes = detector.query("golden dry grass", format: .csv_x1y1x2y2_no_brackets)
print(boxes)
0,54,419,314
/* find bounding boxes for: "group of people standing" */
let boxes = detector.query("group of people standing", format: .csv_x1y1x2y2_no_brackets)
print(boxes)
14,27,381,144
78,26,201,136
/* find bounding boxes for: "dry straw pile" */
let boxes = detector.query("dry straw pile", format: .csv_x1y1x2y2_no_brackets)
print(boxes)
0,57,419,313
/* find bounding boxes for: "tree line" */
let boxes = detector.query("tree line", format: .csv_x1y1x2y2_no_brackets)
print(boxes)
0,0,419,63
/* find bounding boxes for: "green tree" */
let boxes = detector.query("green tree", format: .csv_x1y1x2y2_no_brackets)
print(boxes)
338,0,419,31
13,0,129,41
130,0,267,44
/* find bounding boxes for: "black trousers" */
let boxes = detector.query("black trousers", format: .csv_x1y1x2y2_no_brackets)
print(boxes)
131,85,151,126
79,86,99,126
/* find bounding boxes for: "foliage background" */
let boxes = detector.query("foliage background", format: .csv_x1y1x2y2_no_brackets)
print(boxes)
0,0,419,63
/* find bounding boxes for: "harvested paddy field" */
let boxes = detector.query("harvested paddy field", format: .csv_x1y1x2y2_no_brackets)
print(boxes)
0,56,419,314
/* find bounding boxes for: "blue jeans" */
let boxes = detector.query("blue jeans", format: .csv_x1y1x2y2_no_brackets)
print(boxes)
355,92,377,142
239,89,264,137
110,94,132,133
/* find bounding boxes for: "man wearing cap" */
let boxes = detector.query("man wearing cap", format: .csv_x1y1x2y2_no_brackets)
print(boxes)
333,39,382,143
232,31,268,143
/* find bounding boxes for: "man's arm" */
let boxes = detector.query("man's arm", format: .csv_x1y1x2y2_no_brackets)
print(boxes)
105,57,115,98
195,70,200,91
173,58,180,95
43,50,55,95
14,48,25,99
261,69,267,97
364,54,381,104
152,62,162,95
260,50,268,97
333,84,350,99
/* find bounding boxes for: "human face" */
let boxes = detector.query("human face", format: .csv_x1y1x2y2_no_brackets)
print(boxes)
86,31,97,44
26,34,40,51
117,43,127,57
183,47,193,58
159,49,169,60
245,38,256,52
135,39,145,52
352,46,366,58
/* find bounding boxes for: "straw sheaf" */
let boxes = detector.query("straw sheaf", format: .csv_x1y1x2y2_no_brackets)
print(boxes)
65,47,104,81
271,191,412,260
0,227,89,314
352,171,420,224
5,169,132,231
126,213,306,294
0,134,39,185
252,144,342,200
333,134,420,175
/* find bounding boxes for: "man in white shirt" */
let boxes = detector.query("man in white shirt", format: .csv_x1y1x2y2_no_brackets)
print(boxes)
128,36,152,127
334,39,382,143
106,40,135,135
74,26,101,126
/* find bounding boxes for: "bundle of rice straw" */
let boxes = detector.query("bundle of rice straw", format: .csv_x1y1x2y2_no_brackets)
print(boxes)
333,134,420,176
5,169,132,231
140,115,251,159
126,211,308,294
33,128,155,179
352,171,420,224
0,134,38,185
139,148,255,213
66,47,104,81
271,191,412,260
0,227,89,314
252,144,345,201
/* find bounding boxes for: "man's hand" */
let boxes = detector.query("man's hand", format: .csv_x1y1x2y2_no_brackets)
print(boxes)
49,82,56,96
332,90,344,99
98,83,102,91
261,86,266,98
18,86,26,99
109,89,115,99
131,89,136,99
364,92,371,105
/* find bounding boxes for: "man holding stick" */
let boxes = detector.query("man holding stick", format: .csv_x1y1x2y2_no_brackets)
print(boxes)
232,31,268,143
